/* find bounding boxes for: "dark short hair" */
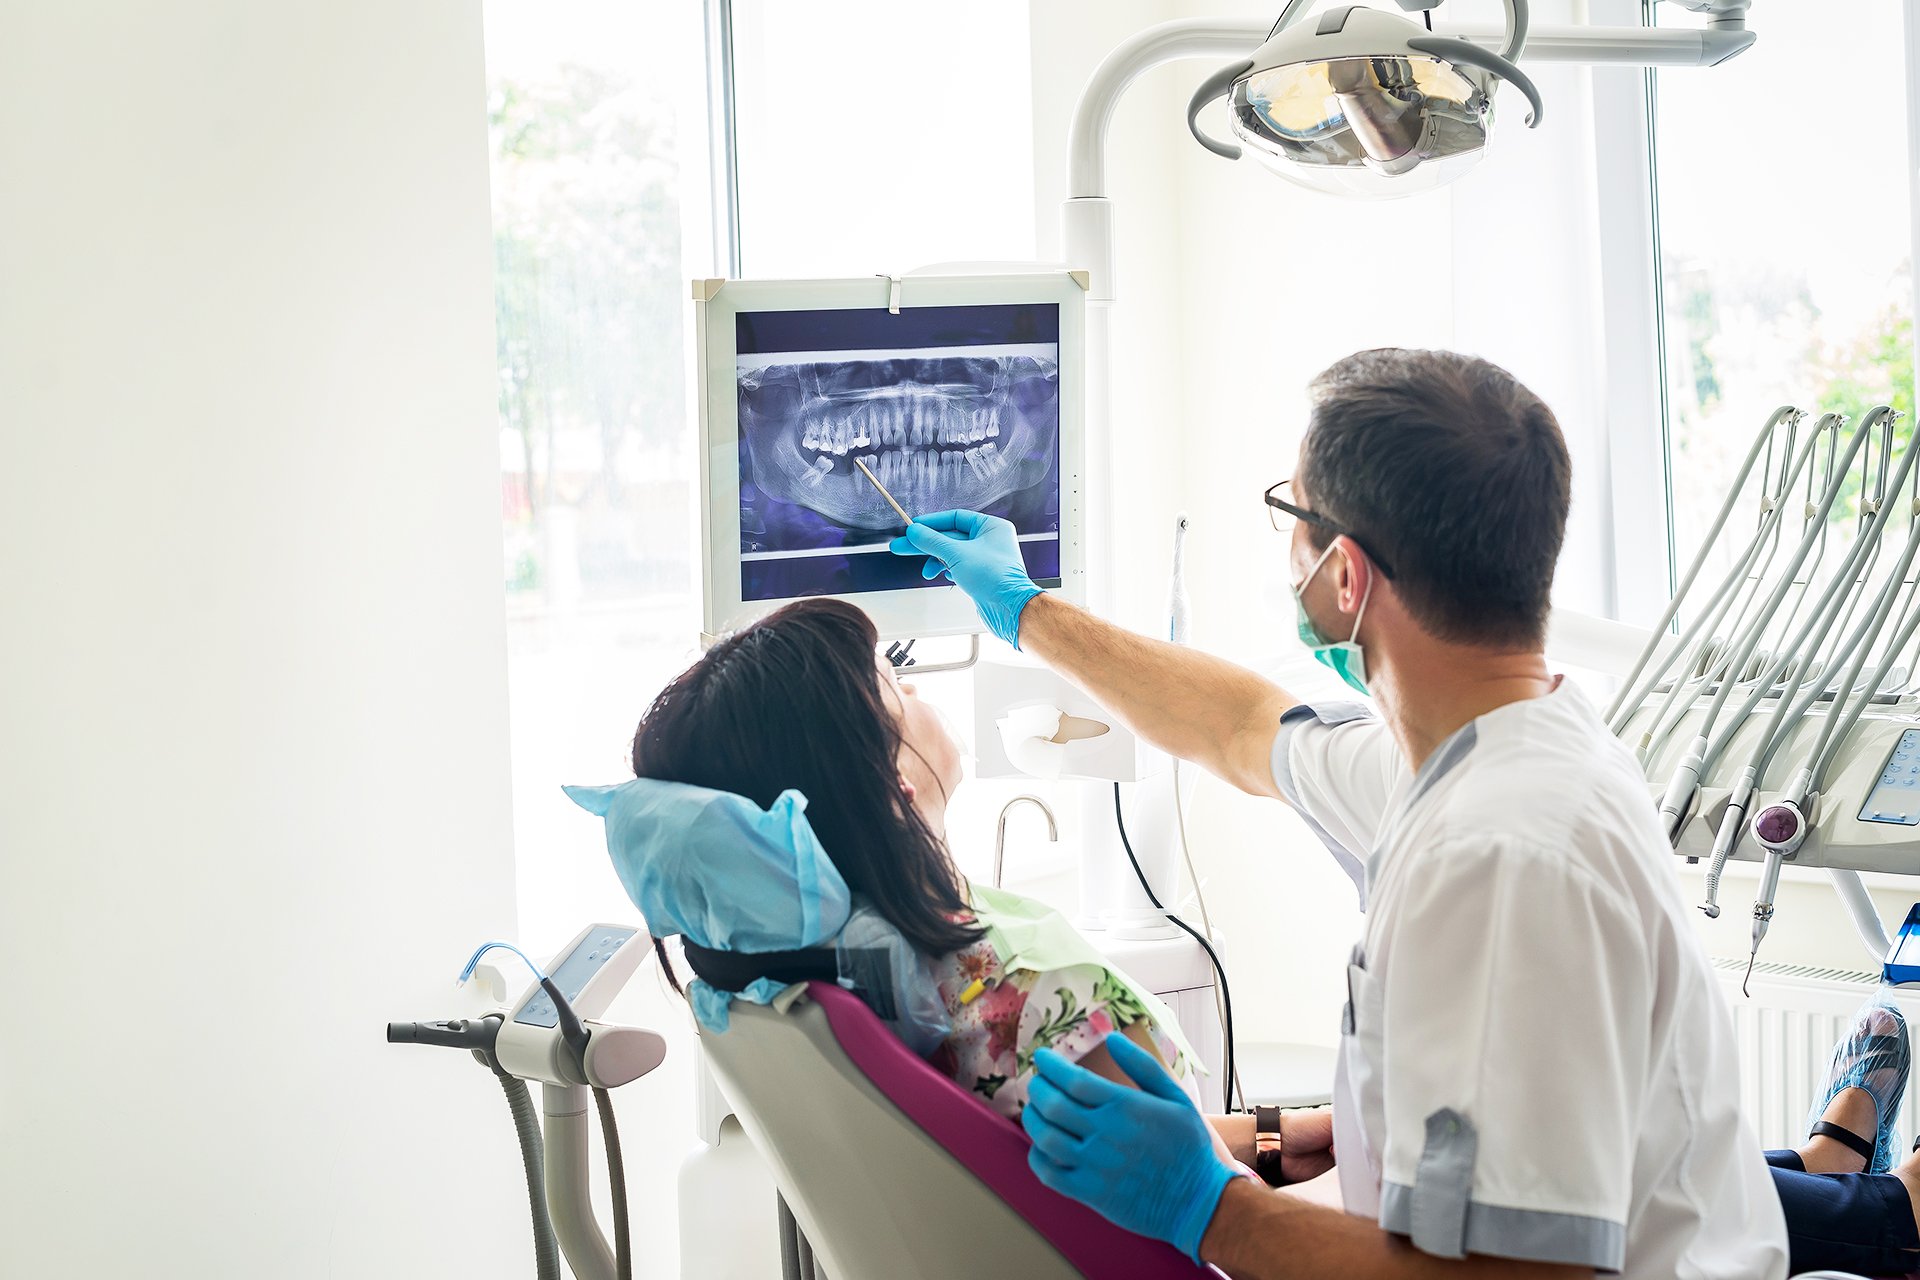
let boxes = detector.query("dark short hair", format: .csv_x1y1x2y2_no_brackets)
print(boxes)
631,597,981,970
1297,349,1570,647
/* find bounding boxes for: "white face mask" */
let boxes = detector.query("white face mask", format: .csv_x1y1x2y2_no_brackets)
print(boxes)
1292,540,1372,695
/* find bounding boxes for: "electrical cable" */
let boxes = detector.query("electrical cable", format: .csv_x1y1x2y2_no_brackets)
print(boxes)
1171,761,1244,1111
500,1074,562,1280
592,1087,633,1280
1164,515,1241,1106
542,979,632,1280
1114,783,1239,1113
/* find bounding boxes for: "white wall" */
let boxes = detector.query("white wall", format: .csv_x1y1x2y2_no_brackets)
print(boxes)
0,4,525,1275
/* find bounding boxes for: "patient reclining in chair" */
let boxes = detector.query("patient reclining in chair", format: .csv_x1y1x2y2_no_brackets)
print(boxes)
569,598,1322,1181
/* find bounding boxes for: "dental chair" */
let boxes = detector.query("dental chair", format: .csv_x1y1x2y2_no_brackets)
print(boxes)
701,980,1221,1279
702,983,1894,1280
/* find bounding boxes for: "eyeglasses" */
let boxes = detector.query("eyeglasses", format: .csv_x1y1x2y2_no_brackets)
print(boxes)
1264,479,1397,579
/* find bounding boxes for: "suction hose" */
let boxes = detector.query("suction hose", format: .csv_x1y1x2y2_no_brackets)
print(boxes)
501,1074,561,1280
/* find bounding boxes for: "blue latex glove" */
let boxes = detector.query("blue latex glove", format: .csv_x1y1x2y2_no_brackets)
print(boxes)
887,509,1042,649
1021,1033,1237,1263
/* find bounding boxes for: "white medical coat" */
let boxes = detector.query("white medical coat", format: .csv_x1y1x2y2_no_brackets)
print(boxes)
1271,679,1788,1279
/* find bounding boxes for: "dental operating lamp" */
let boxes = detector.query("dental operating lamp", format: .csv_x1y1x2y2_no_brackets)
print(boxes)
1186,1,1544,198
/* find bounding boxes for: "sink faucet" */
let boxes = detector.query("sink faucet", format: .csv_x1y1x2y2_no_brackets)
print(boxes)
993,795,1058,887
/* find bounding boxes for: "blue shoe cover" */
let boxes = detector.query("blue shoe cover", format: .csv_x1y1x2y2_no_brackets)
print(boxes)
1808,996,1909,1174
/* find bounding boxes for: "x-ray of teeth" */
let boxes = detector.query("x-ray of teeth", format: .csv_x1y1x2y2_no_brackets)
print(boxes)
730,301,1064,604
739,354,1059,530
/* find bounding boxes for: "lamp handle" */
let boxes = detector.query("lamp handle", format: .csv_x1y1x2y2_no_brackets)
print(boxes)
1186,58,1255,161
1406,36,1544,127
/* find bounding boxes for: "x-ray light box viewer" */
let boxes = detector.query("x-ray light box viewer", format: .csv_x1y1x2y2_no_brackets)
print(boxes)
694,273,1087,642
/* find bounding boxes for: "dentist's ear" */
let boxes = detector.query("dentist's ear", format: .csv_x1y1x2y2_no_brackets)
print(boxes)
1336,537,1373,608
897,772,918,803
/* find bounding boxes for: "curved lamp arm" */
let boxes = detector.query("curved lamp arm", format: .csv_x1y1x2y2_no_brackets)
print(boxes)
1407,35,1544,127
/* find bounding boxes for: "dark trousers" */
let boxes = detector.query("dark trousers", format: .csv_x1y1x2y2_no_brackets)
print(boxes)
1769,1149,1920,1277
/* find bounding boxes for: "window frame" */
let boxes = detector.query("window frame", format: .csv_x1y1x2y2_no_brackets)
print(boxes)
1590,2,1674,627
706,0,743,277
1618,0,1920,625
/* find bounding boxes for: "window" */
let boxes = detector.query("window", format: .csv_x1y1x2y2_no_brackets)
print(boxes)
730,0,1036,276
486,1,716,944
1654,4,1916,583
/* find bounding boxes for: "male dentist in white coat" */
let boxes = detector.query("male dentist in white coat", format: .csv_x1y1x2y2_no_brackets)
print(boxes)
890,348,1788,1279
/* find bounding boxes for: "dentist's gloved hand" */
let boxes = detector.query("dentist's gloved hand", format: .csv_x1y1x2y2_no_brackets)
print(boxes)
888,509,1042,649
1021,1032,1237,1263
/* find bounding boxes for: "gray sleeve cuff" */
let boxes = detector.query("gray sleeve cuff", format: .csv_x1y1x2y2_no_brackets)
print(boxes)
1271,701,1376,906
1381,1150,1626,1273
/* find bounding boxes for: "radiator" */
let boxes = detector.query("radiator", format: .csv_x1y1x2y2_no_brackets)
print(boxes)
1712,959,1920,1152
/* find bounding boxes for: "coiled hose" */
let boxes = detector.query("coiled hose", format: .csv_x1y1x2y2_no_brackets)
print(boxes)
500,1074,561,1280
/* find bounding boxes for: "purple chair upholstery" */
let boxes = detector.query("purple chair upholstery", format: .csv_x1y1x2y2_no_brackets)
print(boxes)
804,981,1222,1278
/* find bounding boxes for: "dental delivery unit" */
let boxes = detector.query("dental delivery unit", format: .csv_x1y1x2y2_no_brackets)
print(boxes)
1609,405,1920,990
388,929,666,1280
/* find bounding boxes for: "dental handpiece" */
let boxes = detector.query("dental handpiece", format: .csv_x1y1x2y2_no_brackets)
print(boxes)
1169,515,1191,645
1744,802,1799,997
1745,873,1777,999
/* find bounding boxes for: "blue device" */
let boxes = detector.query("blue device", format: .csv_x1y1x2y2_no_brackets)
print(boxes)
1884,904,1920,986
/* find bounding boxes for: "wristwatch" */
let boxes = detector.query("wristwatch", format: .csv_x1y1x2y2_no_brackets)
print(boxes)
1253,1105,1287,1186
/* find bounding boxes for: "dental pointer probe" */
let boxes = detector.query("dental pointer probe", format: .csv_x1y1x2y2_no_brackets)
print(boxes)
854,456,912,526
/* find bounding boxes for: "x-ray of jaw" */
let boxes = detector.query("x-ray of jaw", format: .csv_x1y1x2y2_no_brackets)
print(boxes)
739,354,1059,532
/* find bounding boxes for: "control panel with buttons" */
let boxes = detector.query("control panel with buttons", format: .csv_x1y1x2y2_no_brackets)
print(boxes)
1859,728,1920,827
513,925,641,1028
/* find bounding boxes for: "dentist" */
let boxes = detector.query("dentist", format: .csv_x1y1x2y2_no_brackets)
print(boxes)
889,349,1788,1279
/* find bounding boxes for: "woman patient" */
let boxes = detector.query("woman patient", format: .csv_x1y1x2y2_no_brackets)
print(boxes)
596,596,1321,1178
631,597,1177,1109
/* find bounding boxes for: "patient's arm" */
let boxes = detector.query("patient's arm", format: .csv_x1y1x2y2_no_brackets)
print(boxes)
1075,1023,1239,1165
1206,1106,1338,1185
1076,1032,1341,1178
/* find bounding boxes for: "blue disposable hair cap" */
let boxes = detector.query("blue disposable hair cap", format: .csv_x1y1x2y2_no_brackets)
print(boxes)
564,778,853,1031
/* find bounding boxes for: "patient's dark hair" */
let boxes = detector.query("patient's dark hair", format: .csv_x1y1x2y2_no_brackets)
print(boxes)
632,597,980,990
